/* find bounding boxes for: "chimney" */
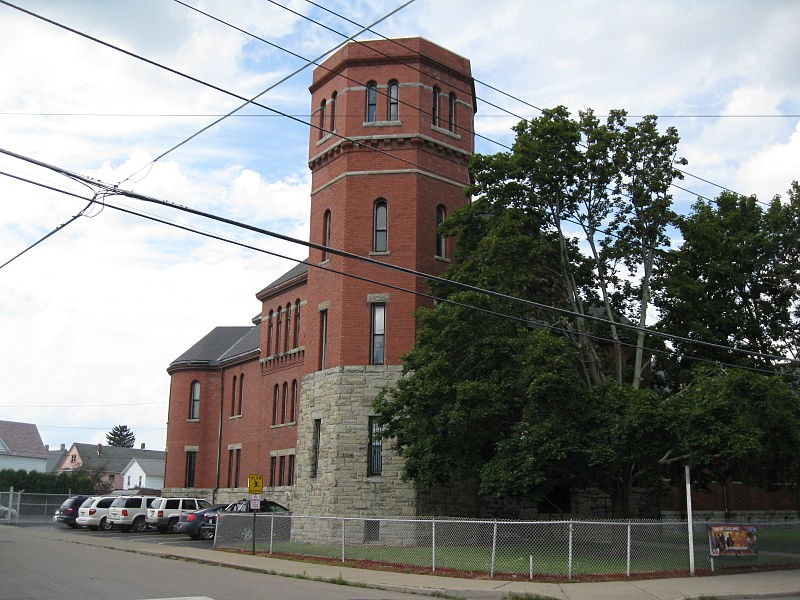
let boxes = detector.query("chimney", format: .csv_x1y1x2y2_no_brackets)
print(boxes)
97,443,102,456
45,444,49,451
140,443,145,450
60,443,65,451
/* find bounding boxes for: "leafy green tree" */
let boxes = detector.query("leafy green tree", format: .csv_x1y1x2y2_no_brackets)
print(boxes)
653,185,800,374
106,424,135,448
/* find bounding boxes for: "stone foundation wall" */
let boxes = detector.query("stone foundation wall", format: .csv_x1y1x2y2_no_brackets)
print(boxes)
291,366,418,521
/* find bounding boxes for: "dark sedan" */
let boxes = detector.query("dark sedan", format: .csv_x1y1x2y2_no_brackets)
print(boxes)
53,495,91,528
199,499,289,540
176,503,229,540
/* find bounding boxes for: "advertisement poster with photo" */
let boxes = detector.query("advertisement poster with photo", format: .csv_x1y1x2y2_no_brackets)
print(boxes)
708,524,758,557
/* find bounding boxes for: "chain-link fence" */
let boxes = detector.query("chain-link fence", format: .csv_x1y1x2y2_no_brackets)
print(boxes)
0,490,71,525
214,515,800,579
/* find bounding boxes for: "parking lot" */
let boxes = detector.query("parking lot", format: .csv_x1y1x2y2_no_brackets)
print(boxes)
46,522,216,548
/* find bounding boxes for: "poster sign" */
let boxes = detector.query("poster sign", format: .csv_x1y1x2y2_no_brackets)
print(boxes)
708,524,758,557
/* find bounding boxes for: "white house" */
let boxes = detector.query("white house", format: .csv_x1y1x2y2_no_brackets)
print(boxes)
0,420,47,472
120,458,164,491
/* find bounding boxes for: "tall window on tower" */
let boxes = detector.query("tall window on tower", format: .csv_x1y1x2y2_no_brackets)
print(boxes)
368,417,383,476
322,209,331,261
436,205,446,258
387,80,399,120
318,99,326,139
319,308,328,370
185,451,197,487
371,303,386,365
373,200,387,252
432,86,440,127
366,81,378,122
448,92,457,132
329,91,337,132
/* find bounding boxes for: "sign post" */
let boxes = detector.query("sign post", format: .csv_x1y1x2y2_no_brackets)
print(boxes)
247,475,264,556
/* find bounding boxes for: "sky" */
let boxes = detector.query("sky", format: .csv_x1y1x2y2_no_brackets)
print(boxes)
1,0,798,453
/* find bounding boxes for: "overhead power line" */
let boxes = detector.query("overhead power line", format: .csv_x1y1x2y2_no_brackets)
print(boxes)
2,145,795,371
2,156,790,380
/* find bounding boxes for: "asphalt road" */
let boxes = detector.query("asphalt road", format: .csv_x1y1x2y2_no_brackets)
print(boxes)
0,525,424,600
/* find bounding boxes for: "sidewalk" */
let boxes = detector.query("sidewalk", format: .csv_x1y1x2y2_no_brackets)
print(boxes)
66,532,800,600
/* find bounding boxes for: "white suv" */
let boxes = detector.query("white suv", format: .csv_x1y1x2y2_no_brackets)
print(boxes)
76,496,116,531
107,495,158,532
146,497,211,533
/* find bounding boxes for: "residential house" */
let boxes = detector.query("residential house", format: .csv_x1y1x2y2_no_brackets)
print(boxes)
0,420,47,472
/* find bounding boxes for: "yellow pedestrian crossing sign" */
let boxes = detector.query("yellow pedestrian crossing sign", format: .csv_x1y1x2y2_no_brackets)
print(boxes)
248,474,263,494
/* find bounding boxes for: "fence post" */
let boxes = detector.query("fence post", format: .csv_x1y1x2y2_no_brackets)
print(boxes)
341,517,346,563
568,521,574,580
686,464,696,576
490,521,498,578
269,515,274,554
431,519,436,573
626,521,631,577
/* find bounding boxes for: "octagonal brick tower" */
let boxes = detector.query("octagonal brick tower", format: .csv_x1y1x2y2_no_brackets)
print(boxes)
292,38,477,518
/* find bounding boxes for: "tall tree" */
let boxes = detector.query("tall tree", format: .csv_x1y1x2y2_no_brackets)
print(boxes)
106,424,135,448
653,185,800,373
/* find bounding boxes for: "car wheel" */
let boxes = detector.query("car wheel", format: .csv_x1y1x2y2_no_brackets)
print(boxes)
131,516,146,533
167,518,179,534
99,517,112,531
200,528,214,540
241,527,253,541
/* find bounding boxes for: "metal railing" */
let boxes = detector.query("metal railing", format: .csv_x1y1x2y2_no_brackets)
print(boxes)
214,514,800,579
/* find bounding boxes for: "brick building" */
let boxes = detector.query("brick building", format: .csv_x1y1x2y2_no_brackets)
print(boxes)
164,37,475,517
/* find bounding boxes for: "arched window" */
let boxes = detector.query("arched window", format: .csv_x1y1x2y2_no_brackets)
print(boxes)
374,200,388,252
329,91,337,132
281,382,288,424
266,310,274,355
432,86,440,127
189,381,200,420
273,384,279,425
366,81,378,122
322,209,331,261
290,379,298,422
318,99,326,139
436,205,446,257
284,302,291,353
293,299,301,349
275,307,283,355
387,80,399,121
365,81,378,123
237,372,244,415
448,92,456,132
230,375,237,417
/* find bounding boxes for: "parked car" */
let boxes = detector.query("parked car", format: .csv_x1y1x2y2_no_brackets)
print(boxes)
53,495,91,528
176,503,229,540
146,497,212,533
76,496,117,531
107,495,158,532
200,498,289,541
0,504,18,519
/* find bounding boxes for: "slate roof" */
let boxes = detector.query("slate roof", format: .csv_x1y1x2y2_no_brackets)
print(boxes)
0,420,47,459
47,448,68,472
67,444,166,474
219,326,260,363
169,326,256,370
264,261,308,290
